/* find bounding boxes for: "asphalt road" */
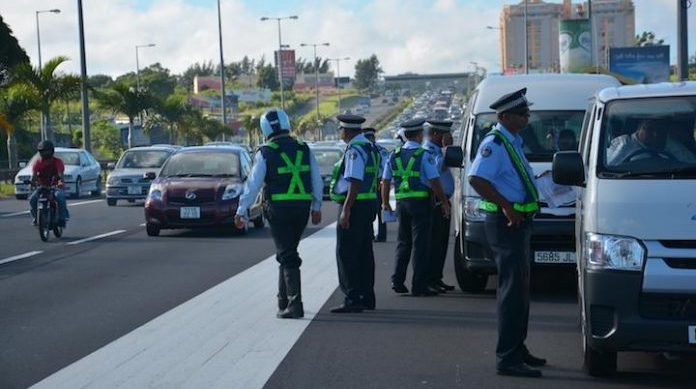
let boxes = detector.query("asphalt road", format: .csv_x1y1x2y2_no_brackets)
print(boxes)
0,196,694,388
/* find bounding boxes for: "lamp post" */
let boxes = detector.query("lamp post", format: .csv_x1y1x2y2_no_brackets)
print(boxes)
77,0,91,151
524,0,529,74
35,8,60,142
217,0,227,140
327,57,350,115
260,15,299,110
135,43,155,91
300,42,329,140
486,25,503,73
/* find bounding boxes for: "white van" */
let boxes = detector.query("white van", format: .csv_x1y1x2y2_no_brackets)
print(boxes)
452,74,621,292
553,81,696,376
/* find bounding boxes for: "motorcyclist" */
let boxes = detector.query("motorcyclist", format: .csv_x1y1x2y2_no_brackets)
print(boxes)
29,140,69,227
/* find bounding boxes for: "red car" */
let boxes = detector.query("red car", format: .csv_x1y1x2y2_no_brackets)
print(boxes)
144,145,263,236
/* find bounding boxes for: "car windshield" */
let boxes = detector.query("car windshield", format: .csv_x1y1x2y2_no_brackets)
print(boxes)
470,111,585,162
160,152,240,177
116,150,172,169
598,96,696,178
312,150,343,168
55,151,80,165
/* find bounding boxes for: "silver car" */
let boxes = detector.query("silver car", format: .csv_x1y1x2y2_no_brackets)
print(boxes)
106,145,178,206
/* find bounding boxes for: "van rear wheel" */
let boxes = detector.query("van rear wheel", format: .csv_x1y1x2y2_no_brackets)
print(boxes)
454,232,488,293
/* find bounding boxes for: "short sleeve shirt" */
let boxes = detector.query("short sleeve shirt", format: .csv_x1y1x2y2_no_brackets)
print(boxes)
33,157,65,186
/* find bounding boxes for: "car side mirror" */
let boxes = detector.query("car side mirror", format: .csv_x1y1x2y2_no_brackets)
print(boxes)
552,151,585,187
18,161,27,168
144,172,156,180
444,146,464,168
107,162,115,170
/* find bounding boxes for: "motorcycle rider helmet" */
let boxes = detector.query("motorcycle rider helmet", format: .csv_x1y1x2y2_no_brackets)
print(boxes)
37,140,55,158
260,108,291,138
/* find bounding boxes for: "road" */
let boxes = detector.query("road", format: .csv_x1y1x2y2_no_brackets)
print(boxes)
0,197,694,388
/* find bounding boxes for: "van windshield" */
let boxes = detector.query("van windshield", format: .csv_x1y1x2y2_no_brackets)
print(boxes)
598,97,696,178
470,111,585,162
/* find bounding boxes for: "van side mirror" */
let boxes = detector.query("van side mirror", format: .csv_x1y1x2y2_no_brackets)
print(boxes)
552,151,585,187
444,146,464,168
144,172,156,180
107,162,115,170
18,161,27,168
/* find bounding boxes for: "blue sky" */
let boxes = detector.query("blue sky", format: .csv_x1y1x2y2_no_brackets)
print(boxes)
2,0,694,79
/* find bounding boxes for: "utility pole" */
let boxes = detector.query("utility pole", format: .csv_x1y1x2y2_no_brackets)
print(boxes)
77,0,91,151
217,0,227,140
677,0,689,81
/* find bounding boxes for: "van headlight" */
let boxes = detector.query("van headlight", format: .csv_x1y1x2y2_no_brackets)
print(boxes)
585,233,645,271
107,175,119,185
464,196,486,222
222,183,244,200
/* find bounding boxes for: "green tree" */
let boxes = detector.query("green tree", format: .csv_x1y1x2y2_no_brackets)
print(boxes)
635,31,665,47
178,60,216,90
0,85,36,168
0,15,29,86
88,74,114,89
146,94,203,144
90,119,121,159
353,54,383,91
11,56,81,142
94,82,155,149
256,61,279,91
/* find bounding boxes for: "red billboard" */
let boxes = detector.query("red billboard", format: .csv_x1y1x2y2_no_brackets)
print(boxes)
274,49,296,85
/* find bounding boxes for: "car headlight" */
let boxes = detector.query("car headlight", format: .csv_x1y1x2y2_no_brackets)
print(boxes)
16,175,30,183
585,233,645,271
148,185,163,201
107,175,119,185
222,183,244,201
464,196,486,222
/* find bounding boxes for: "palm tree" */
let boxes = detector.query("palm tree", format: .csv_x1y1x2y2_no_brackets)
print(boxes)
11,56,80,142
145,94,202,145
0,85,36,168
95,82,154,149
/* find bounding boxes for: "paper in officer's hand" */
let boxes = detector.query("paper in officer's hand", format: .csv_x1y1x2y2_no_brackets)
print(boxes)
535,170,576,208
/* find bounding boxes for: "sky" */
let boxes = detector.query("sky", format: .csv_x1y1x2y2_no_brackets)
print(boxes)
1,0,694,80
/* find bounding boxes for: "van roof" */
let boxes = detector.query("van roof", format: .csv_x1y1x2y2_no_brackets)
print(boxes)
597,81,696,102
473,74,621,113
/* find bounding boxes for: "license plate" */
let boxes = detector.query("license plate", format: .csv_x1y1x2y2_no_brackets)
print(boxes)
180,207,200,219
689,326,696,344
534,251,576,264
127,185,141,195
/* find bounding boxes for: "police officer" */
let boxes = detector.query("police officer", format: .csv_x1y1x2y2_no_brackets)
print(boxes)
235,108,323,319
330,115,380,313
468,88,546,377
363,127,390,242
423,119,455,293
381,118,450,296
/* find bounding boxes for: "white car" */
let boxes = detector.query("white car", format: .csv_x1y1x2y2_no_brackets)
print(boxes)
14,147,102,199
106,145,178,206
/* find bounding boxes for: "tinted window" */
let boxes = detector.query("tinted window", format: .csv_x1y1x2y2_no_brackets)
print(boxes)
160,152,240,177
55,151,81,165
313,150,343,168
116,150,173,169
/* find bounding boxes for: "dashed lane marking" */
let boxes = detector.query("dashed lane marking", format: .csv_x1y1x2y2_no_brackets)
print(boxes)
66,230,127,246
0,251,43,266
2,199,105,218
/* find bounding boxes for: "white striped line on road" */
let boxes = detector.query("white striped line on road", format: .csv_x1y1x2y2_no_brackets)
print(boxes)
66,230,127,246
2,199,105,218
1,210,30,217
0,251,43,266
33,223,340,389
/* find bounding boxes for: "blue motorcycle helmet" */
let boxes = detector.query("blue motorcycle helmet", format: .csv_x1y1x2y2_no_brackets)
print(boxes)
260,108,291,138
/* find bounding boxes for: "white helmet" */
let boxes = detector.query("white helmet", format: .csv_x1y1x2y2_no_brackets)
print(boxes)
395,128,406,144
260,108,291,138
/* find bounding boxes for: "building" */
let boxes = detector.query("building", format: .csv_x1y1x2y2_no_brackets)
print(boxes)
498,0,635,73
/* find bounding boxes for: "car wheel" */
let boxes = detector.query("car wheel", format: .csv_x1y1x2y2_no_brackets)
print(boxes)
91,176,102,196
252,214,264,229
73,177,82,199
16,194,27,200
146,223,160,237
583,320,617,376
454,232,488,293
107,198,117,206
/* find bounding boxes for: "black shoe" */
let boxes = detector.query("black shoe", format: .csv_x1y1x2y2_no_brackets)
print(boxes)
391,283,409,294
411,287,439,297
523,354,547,367
430,283,448,293
330,304,364,313
497,364,542,378
374,236,386,242
31,218,37,226
436,280,455,291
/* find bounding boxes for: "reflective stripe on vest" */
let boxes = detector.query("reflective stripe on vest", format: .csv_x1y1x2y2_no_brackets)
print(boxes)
479,129,539,212
392,148,429,200
266,140,313,201
329,142,379,202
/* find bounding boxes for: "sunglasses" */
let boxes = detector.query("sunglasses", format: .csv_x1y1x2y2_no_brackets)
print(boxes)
509,111,530,118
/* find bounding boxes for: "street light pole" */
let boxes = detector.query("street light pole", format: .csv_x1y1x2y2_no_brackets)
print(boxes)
327,57,350,114
260,15,299,110
77,0,90,152
135,43,155,91
217,0,227,140
35,8,60,142
524,0,529,74
300,42,329,140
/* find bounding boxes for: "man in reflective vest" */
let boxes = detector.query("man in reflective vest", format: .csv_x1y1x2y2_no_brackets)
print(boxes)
381,118,450,297
468,88,546,377
363,127,390,242
235,108,323,319
330,114,380,313
424,119,456,293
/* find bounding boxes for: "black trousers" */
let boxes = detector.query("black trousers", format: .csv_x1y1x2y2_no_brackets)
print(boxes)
428,203,451,284
267,204,310,269
391,198,432,292
484,211,533,368
336,201,377,306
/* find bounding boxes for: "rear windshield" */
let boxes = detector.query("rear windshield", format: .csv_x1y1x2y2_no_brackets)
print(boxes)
160,152,240,177
598,96,696,178
312,150,343,168
470,111,585,162
116,150,172,169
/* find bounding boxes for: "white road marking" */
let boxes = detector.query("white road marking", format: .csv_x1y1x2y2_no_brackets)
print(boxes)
66,230,127,246
0,251,43,266
139,223,146,227
1,210,29,217
33,223,340,389
1,199,103,218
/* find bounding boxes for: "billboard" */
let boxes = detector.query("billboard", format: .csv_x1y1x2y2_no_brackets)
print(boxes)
609,46,670,84
559,19,592,73
274,49,297,86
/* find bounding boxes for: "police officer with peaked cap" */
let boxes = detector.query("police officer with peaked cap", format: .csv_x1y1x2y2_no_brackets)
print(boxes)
330,114,380,313
363,127,390,242
235,108,323,319
468,88,546,377
423,119,456,293
381,118,450,296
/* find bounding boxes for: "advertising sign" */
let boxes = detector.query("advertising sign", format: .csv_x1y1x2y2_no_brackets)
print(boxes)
609,46,670,84
274,49,297,85
559,19,592,73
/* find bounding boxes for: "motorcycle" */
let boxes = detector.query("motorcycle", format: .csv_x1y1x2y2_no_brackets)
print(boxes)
26,180,64,241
